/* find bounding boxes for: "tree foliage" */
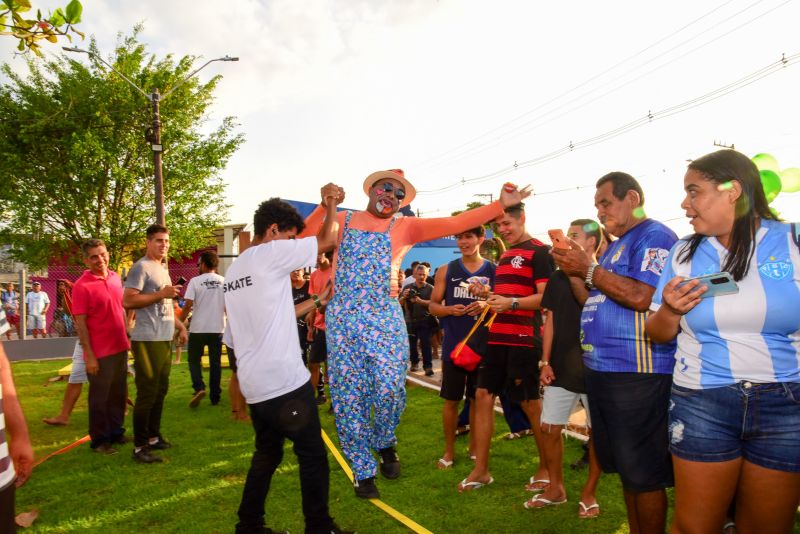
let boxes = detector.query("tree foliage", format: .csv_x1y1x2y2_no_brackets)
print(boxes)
0,0,84,56
0,27,244,270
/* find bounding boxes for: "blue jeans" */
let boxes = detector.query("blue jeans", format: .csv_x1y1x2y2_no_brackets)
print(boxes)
669,381,800,472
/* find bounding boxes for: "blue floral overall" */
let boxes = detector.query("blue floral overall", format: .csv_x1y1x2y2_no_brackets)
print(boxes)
326,211,409,481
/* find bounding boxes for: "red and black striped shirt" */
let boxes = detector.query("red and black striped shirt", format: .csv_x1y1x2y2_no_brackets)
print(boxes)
489,238,552,348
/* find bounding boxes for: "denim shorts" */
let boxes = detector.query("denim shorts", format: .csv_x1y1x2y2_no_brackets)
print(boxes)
669,381,800,473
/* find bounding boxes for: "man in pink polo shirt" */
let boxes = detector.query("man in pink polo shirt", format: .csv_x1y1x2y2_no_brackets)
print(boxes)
72,238,131,455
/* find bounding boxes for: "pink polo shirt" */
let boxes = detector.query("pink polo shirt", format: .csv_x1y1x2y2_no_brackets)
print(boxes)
72,270,130,359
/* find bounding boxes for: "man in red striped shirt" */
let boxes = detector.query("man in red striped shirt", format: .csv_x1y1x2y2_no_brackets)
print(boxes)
458,203,552,493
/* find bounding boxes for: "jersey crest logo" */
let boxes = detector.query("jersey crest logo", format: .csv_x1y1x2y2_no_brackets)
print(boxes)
759,259,792,280
510,255,524,269
611,244,625,264
640,248,668,275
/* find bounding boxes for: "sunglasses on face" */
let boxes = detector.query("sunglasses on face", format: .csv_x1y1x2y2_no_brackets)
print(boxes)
375,182,406,200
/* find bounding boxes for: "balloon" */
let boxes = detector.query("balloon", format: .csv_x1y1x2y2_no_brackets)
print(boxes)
752,153,780,172
780,167,800,193
759,170,782,203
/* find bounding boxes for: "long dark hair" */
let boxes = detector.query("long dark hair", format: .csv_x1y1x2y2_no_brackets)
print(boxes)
678,150,780,281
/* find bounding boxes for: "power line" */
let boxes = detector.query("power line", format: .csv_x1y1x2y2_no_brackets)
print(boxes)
412,0,768,170
418,0,789,172
416,51,800,195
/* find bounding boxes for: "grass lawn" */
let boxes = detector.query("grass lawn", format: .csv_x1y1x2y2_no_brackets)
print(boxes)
10,359,800,533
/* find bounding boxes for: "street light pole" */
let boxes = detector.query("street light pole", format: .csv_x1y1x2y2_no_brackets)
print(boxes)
62,47,238,225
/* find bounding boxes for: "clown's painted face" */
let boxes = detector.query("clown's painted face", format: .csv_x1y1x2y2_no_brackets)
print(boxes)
366,178,405,218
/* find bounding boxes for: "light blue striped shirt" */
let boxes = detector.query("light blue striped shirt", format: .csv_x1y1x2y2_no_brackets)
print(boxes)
651,219,800,388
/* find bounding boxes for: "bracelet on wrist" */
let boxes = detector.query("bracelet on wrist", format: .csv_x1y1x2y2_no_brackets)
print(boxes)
311,294,322,310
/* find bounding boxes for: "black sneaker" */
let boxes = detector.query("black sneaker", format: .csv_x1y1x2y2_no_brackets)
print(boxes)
189,389,206,408
92,443,118,456
148,438,172,450
133,448,163,464
409,364,419,372
329,525,355,534
378,447,400,479
354,476,380,499
113,434,132,445
424,368,434,377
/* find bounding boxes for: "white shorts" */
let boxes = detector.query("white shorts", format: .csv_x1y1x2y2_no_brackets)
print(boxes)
68,341,88,384
28,314,46,330
541,385,591,427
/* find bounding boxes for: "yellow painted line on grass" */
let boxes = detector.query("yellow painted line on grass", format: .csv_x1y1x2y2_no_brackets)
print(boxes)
320,429,434,534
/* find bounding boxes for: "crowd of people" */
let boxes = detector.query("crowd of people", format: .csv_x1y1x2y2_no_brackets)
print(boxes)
0,149,799,533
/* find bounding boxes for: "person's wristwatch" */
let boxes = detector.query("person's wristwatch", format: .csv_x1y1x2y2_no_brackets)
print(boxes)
510,297,519,311
585,261,599,289
539,360,550,369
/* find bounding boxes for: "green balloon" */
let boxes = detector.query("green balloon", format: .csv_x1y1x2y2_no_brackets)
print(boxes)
780,167,800,193
760,170,782,203
752,153,780,173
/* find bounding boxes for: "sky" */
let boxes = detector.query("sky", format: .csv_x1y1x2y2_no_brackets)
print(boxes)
2,0,799,242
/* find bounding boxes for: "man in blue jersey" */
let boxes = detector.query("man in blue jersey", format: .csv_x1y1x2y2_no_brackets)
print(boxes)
552,172,677,533
429,226,495,469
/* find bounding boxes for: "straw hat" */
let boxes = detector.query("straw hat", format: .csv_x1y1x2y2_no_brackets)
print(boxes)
362,169,416,208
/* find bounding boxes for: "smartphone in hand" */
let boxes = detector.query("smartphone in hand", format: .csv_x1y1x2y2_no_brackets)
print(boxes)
678,271,738,298
548,229,570,250
176,276,187,286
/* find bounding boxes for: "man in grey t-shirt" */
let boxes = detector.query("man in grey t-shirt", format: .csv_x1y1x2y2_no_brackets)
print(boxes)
123,223,187,464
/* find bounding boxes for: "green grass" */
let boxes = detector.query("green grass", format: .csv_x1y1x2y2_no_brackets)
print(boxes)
11,359,800,533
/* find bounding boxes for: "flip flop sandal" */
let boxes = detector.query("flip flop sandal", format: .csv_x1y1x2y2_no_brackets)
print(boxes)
525,477,551,492
457,477,494,492
505,429,533,440
437,458,453,469
578,501,600,519
523,495,567,509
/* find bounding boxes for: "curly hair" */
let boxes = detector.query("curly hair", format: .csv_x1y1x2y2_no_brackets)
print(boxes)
253,198,306,238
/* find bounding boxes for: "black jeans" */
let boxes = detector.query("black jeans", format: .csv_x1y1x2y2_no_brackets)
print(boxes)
87,351,128,447
131,341,171,447
408,320,433,369
236,381,335,534
187,332,222,403
0,480,15,533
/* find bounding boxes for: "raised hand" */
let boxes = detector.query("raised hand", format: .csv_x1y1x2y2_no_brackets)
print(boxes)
499,183,533,208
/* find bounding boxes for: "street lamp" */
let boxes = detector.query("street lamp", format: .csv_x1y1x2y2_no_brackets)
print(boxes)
62,46,239,225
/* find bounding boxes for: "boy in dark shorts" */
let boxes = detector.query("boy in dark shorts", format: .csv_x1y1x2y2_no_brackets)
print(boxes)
458,204,552,492
429,227,495,469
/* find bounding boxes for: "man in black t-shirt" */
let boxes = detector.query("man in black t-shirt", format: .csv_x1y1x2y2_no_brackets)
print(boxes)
400,264,435,376
290,268,311,364
527,219,603,516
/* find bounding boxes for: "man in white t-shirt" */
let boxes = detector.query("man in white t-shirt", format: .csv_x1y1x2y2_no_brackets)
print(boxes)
25,281,50,338
225,189,351,534
181,251,226,409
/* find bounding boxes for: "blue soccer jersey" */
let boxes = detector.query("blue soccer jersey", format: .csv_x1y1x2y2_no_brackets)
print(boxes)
581,218,678,374
651,219,800,389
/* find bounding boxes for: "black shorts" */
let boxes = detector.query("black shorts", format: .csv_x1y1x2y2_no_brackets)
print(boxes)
225,345,237,372
308,330,328,364
584,368,674,493
439,360,477,401
476,344,541,402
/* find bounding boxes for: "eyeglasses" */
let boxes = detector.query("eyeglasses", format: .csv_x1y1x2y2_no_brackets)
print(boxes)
376,182,406,200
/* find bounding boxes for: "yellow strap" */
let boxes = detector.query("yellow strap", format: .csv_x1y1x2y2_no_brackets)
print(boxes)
321,429,434,534
452,306,491,360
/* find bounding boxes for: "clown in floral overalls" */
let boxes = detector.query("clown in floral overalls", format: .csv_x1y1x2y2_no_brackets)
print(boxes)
302,170,529,498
